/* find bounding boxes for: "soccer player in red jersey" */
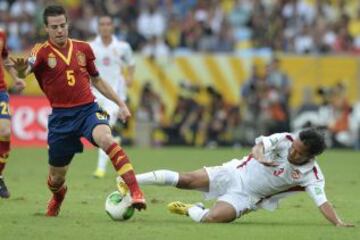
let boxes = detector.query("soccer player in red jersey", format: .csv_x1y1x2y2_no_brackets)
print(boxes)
0,28,26,198
10,5,146,215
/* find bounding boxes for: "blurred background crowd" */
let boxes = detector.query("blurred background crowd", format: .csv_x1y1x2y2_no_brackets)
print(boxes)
134,58,360,150
1,0,360,149
1,0,360,54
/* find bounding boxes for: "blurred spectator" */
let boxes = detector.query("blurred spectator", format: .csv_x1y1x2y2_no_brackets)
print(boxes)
137,2,166,39
136,82,165,147
0,0,359,53
141,36,170,62
327,83,352,147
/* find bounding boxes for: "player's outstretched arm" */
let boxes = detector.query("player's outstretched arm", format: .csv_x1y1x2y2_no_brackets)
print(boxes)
319,201,355,227
3,57,26,92
90,76,131,122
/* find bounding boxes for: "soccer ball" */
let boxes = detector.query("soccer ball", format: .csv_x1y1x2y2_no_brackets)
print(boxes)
105,191,135,221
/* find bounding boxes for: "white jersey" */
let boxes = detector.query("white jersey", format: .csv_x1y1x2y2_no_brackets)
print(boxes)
89,36,135,125
205,133,328,215
239,133,327,207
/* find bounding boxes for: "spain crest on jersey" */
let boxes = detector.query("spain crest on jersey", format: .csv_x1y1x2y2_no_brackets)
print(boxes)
76,51,86,66
48,53,57,68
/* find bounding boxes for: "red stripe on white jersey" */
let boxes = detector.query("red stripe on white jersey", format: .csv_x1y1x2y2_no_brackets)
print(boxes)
312,166,319,180
286,134,294,142
257,185,306,204
237,154,253,168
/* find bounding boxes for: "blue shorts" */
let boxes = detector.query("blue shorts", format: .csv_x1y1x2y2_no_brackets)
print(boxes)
0,91,11,119
48,102,109,167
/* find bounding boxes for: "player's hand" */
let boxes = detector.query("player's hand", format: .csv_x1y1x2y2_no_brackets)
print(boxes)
9,57,28,73
13,78,26,92
118,105,131,123
9,57,29,78
336,222,355,227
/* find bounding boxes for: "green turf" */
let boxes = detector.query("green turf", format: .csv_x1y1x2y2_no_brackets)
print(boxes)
0,147,359,240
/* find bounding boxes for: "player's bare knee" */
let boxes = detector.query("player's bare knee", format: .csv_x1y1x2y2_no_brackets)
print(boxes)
202,212,235,223
93,125,113,150
202,213,220,223
94,132,111,149
99,134,115,150
49,175,65,186
177,173,196,189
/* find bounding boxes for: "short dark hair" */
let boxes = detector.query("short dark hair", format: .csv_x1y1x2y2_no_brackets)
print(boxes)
43,5,67,25
299,128,326,156
98,15,113,23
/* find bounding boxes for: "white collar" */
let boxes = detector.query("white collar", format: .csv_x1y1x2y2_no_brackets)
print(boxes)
290,159,315,174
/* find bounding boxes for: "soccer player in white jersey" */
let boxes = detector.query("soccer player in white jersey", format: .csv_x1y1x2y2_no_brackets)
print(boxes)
90,15,135,178
129,129,354,226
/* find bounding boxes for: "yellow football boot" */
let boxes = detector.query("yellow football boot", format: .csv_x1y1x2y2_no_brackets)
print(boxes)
93,168,105,178
167,201,195,216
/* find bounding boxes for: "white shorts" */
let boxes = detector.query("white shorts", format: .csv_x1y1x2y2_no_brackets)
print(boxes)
204,159,257,217
95,97,120,126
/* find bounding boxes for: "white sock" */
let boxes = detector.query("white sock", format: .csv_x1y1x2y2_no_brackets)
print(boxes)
97,148,108,171
136,170,179,186
188,205,209,223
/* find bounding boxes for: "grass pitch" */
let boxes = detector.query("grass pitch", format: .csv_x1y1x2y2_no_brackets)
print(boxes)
0,147,359,240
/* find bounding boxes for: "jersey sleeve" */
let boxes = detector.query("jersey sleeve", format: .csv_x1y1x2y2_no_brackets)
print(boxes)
120,42,135,67
305,180,327,207
255,133,289,154
28,43,44,71
0,31,8,59
303,166,328,207
85,44,99,77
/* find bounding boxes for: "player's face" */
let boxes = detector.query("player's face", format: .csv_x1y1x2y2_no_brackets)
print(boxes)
287,139,312,165
45,15,68,47
98,17,113,38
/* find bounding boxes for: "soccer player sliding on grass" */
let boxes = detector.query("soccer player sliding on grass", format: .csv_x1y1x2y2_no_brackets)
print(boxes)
130,129,353,226
10,5,146,216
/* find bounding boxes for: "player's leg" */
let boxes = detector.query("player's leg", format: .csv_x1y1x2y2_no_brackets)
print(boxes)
93,103,118,178
46,163,70,216
136,168,209,191
189,201,237,223
46,127,80,216
93,148,108,178
0,118,11,198
167,200,237,223
92,124,146,210
0,93,12,199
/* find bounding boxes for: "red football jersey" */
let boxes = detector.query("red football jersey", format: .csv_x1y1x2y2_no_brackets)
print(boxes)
0,30,9,91
30,39,99,108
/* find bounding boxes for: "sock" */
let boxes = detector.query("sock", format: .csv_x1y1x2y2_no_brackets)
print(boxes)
0,158,6,176
97,149,108,172
47,176,66,200
136,170,179,186
188,205,209,223
106,143,140,195
0,140,10,175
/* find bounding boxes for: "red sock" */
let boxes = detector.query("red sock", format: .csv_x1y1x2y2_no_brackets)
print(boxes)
47,176,66,200
106,143,140,194
0,140,10,176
